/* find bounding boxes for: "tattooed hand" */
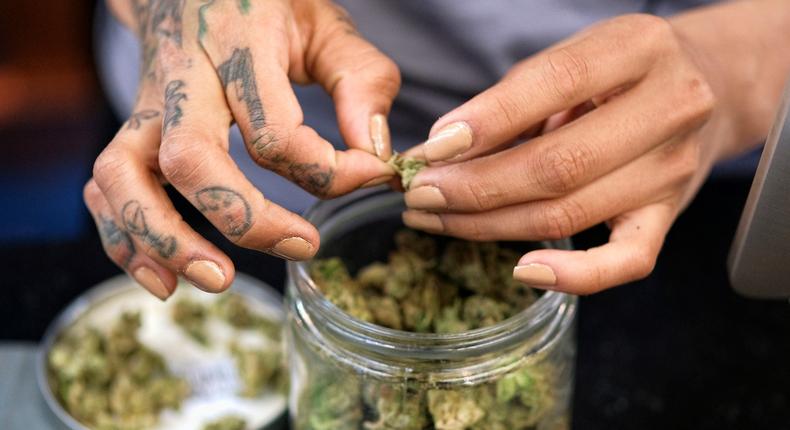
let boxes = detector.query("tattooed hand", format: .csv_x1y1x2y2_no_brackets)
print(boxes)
85,0,400,299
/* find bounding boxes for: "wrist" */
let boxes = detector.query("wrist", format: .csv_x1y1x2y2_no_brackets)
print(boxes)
670,0,790,159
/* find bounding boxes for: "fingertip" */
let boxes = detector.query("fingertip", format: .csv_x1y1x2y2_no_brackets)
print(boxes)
514,249,592,294
331,148,395,193
421,121,474,163
513,258,558,290
184,258,234,293
369,113,392,160
130,265,175,301
270,236,317,261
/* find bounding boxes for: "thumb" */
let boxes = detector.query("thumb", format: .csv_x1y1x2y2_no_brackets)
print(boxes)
513,203,675,294
305,6,401,160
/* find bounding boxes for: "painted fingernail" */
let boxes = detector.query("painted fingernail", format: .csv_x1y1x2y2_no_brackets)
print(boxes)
272,237,315,261
370,113,392,160
184,260,226,292
405,186,447,210
513,263,557,287
402,210,443,233
133,266,171,301
362,175,394,188
423,121,473,162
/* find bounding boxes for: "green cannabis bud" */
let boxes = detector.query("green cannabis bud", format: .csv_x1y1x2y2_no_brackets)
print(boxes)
172,298,209,345
212,293,282,341
388,153,427,190
170,293,287,397
202,415,247,430
48,311,189,430
303,230,559,430
230,341,286,397
297,375,363,430
311,230,535,333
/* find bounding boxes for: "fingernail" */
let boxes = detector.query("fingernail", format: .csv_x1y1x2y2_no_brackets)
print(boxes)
361,175,394,188
133,267,171,301
272,237,314,261
402,210,443,233
513,263,557,287
184,260,226,292
423,121,473,162
370,113,392,160
405,186,447,210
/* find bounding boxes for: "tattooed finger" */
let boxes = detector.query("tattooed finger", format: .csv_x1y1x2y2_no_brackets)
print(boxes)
121,199,178,259
151,47,321,260
194,186,252,238
83,179,178,300
127,109,161,130
93,138,235,294
202,42,393,197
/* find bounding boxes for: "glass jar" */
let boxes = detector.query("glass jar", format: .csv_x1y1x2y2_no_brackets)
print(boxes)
286,188,577,430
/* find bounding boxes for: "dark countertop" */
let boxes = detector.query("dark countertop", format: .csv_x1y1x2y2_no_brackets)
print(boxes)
1,177,789,429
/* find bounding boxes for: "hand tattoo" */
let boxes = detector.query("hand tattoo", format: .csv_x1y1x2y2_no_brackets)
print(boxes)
217,48,265,130
198,0,250,39
195,186,252,237
197,0,216,40
163,80,187,133
258,147,336,198
149,0,186,46
133,0,185,78
121,200,177,259
127,109,161,130
237,0,251,14
99,215,136,268
288,162,335,198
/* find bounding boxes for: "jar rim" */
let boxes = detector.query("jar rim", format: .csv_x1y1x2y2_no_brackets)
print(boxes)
287,188,577,362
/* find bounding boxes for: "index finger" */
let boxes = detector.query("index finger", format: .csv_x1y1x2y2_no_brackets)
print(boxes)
197,1,393,198
406,14,674,163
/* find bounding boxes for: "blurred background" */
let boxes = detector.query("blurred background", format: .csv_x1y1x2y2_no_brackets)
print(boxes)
0,1,788,429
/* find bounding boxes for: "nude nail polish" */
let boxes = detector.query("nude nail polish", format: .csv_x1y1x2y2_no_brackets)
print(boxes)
133,266,170,300
272,237,315,261
513,263,557,287
402,210,444,233
184,260,226,292
423,122,473,162
370,113,392,160
404,186,447,210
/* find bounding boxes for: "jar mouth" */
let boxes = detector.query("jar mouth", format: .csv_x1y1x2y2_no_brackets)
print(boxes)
287,188,576,361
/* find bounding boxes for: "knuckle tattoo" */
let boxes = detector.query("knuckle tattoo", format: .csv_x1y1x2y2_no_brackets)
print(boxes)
126,109,160,130
245,128,336,198
98,214,136,268
121,200,177,259
194,186,253,239
163,80,187,133
288,162,336,199
133,0,186,78
218,47,265,131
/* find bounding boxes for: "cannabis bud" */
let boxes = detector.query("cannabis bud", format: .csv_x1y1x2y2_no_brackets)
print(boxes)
171,294,287,397
301,230,559,430
202,415,247,430
48,311,189,429
388,153,427,190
